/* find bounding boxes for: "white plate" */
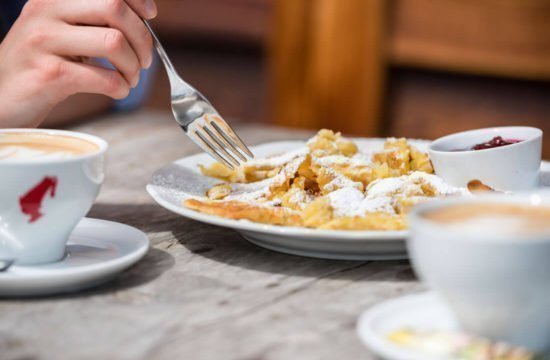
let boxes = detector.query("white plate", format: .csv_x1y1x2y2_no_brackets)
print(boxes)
147,139,550,260
0,218,149,297
356,292,458,360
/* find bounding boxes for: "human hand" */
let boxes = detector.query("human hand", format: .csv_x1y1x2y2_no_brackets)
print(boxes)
0,0,157,128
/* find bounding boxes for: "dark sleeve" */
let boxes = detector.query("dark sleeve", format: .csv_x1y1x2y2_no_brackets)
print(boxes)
0,0,27,39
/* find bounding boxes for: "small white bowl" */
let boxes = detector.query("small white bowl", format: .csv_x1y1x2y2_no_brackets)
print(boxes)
408,192,550,351
429,126,542,191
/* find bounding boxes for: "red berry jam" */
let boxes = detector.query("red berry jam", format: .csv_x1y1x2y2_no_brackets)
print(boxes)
471,136,522,151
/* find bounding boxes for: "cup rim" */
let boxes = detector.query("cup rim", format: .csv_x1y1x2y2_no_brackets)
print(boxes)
0,128,108,165
428,126,542,155
410,191,550,244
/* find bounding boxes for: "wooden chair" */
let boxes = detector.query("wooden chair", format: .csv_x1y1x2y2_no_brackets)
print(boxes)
269,0,550,136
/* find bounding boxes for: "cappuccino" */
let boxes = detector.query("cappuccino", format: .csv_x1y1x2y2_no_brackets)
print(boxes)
0,132,99,161
424,203,550,236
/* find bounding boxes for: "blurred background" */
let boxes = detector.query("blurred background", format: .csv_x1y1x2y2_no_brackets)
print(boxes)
143,0,550,155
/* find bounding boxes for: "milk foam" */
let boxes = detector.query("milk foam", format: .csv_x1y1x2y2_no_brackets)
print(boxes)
0,133,99,162
442,215,533,237
426,204,550,237
0,145,80,161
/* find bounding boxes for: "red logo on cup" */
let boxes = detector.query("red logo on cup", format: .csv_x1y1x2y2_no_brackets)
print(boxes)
19,176,58,223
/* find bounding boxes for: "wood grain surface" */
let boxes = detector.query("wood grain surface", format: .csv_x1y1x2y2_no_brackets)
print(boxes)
0,111,423,360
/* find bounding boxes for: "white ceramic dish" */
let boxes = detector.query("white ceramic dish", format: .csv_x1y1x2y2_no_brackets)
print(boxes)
0,218,149,297
357,291,459,360
429,126,542,191
147,139,550,260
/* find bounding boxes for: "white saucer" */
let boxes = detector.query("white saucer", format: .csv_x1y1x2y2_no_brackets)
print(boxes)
357,292,458,360
0,218,149,297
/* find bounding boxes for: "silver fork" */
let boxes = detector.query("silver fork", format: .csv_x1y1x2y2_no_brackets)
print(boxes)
143,21,254,169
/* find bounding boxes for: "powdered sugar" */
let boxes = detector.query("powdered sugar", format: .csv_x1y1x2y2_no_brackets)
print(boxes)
327,187,364,214
324,172,467,218
351,152,374,165
313,153,372,168
367,177,410,198
245,147,308,168
367,171,468,198
224,177,274,202
327,187,396,217
278,156,305,178
221,156,305,204
408,172,468,196
322,167,363,193
358,197,396,214
286,189,316,209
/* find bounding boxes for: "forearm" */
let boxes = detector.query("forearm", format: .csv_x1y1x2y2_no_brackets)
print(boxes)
0,0,157,129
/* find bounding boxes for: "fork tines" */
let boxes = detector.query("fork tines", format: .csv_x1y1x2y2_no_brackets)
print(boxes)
144,19,254,170
193,115,254,170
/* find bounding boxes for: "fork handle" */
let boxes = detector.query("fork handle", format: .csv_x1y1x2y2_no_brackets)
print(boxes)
143,20,184,89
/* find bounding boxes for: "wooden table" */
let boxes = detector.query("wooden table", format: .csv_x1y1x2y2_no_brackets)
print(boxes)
0,111,424,360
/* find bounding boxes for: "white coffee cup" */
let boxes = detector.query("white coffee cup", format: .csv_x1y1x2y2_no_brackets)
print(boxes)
0,129,107,265
408,192,550,351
